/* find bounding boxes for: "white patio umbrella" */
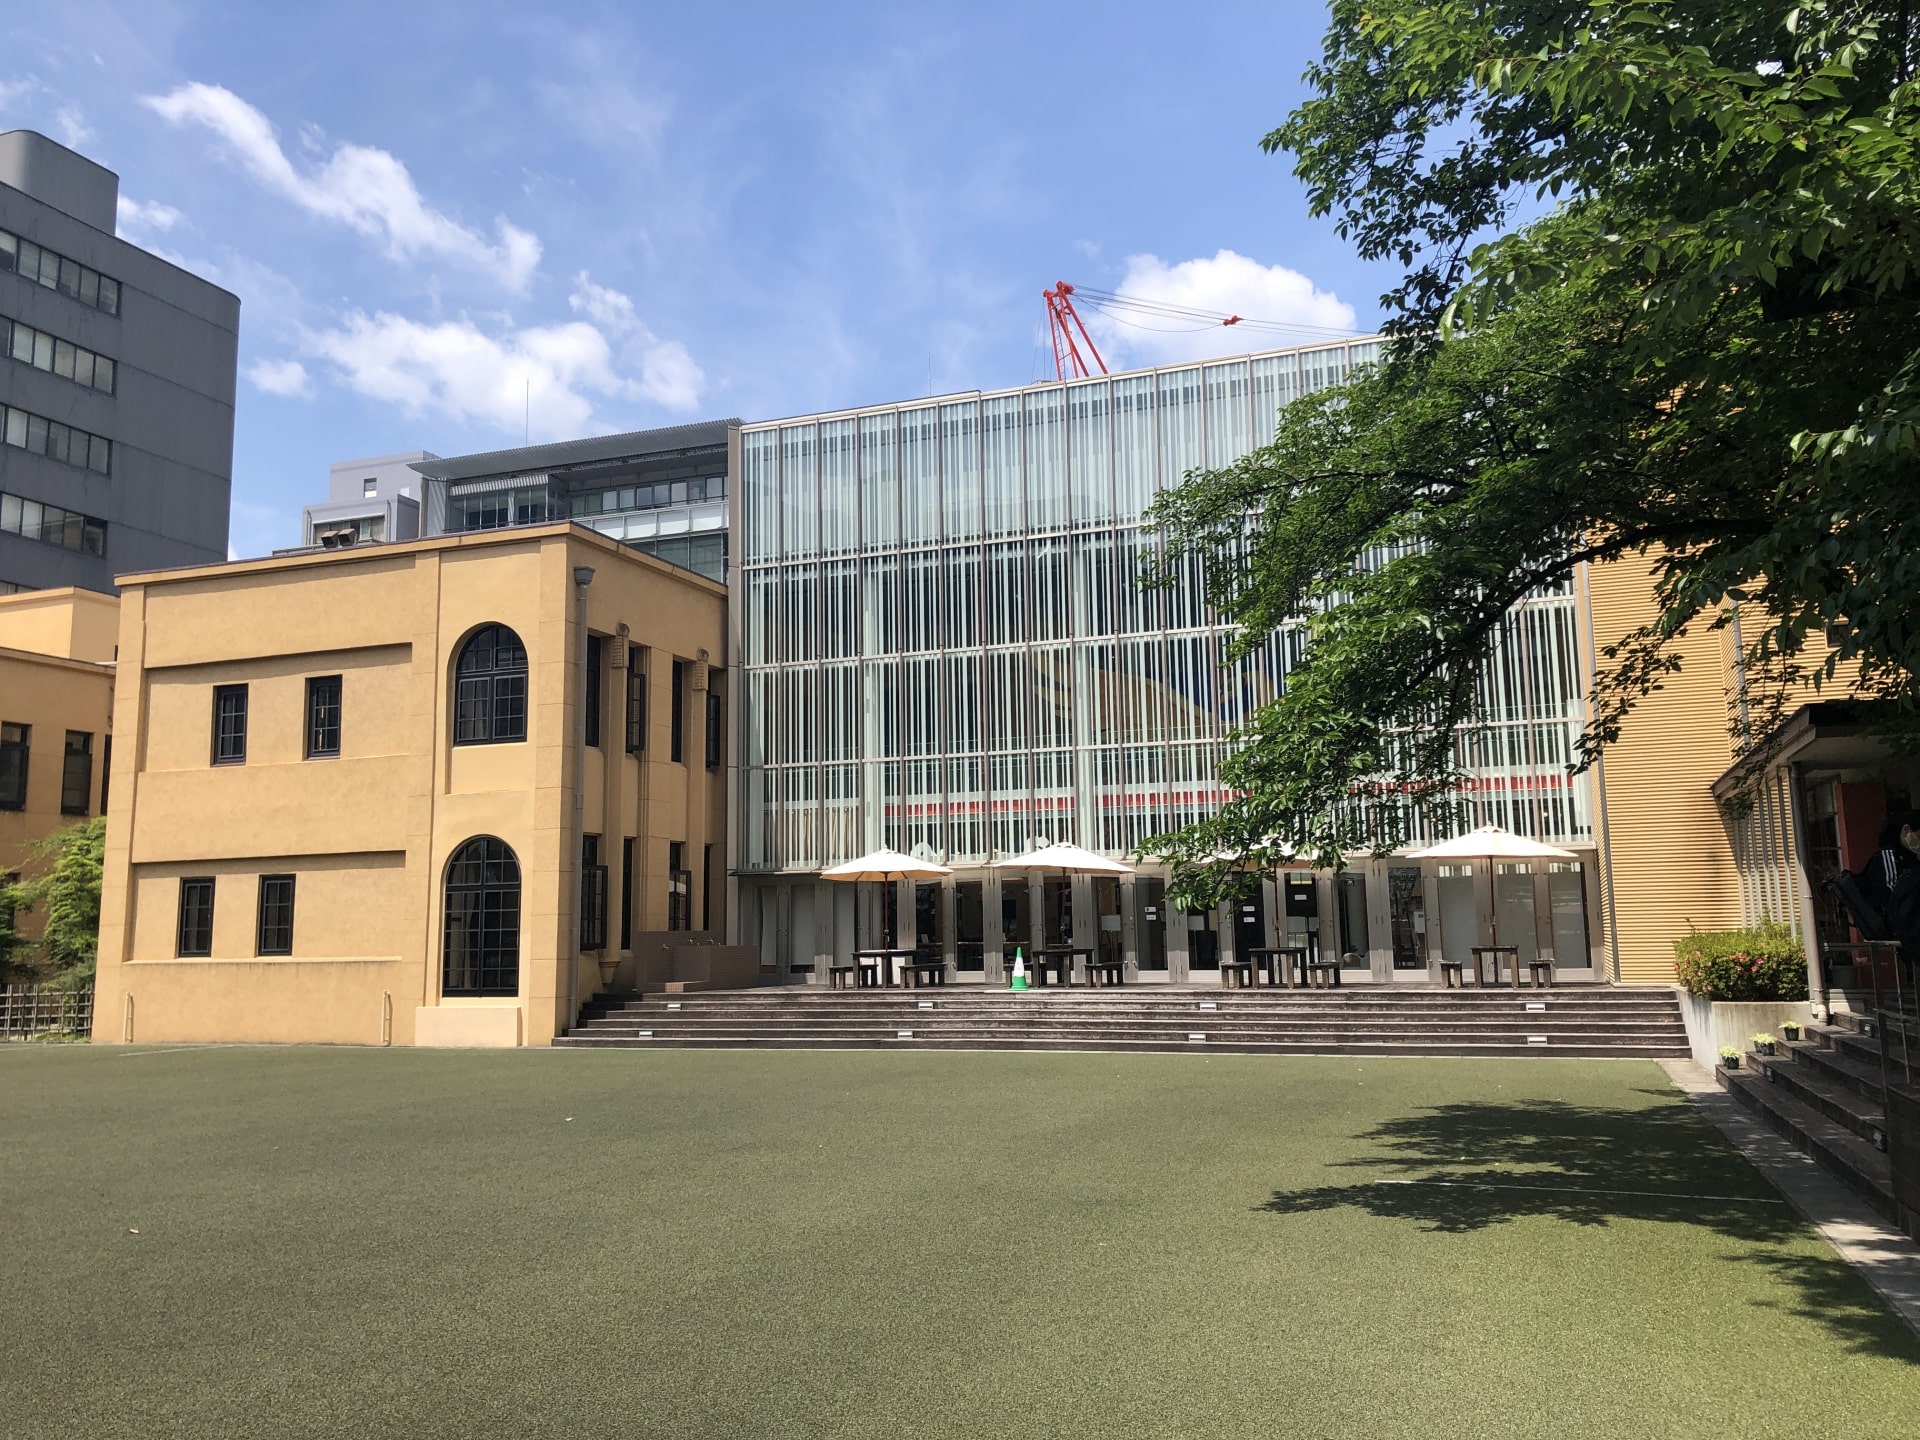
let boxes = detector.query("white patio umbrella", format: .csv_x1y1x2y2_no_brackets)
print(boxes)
1407,824,1576,950
820,848,952,950
989,841,1134,875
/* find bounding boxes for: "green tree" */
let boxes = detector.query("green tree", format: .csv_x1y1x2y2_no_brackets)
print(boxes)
1147,1,1920,902
5,818,106,985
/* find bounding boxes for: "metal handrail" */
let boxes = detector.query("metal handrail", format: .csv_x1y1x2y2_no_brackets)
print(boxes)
1820,939,1915,1092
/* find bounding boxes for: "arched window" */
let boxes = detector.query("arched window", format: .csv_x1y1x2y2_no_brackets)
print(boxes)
443,837,521,995
454,624,528,744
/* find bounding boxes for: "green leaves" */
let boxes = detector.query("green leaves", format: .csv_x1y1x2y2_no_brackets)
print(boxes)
1150,2,1920,887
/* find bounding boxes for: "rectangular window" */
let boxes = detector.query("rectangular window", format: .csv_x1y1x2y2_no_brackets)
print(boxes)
0,490,108,555
212,684,248,765
702,843,713,931
305,675,342,758
581,834,608,951
625,648,646,753
100,733,111,819
0,228,121,314
0,404,111,473
585,635,603,748
0,722,28,809
60,730,91,815
177,877,215,957
256,874,295,955
670,659,686,763
620,836,635,949
1,313,116,393
668,840,690,931
704,690,722,770
363,477,378,497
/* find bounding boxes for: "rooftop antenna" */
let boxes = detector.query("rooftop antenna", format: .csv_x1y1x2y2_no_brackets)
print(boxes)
1043,281,1108,381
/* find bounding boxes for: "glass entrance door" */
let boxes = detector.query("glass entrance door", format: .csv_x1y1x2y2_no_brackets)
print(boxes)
1388,865,1426,972
1337,870,1372,977
955,879,985,980
1133,877,1168,980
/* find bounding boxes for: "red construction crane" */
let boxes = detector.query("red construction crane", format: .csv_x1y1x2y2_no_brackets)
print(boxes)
1043,281,1108,381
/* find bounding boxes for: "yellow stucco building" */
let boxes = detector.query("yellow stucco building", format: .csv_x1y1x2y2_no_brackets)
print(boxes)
0,588,117,958
90,523,735,1047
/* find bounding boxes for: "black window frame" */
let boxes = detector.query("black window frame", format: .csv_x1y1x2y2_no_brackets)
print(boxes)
59,730,91,815
443,836,521,995
452,625,529,746
581,833,608,951
305,675,343,759
670,659,686,763
702,843,713,931
256,874,296,956
625,648,646,753
212,685,248,766
177,877,215,957
584,635,603,749
704,690,722,770
0,721,28,810
668,840,690,931
620,836,635,949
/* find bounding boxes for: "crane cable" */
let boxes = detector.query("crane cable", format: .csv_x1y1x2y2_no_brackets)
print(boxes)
1069,284,1364,340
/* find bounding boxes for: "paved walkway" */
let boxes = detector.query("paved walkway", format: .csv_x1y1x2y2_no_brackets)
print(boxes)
1662,1058,1920,1337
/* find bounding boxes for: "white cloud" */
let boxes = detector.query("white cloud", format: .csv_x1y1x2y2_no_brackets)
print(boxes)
141,82,541,292
1083,250,1359,367
247,357,311,397
53,106,92,147
568,273,640,333
303,296,704,439
0,77,42,112
116,196,183,235
569,271,706,411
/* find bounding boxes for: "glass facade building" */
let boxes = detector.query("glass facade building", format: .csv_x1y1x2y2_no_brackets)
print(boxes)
415,420,735,584
734,340,1601,983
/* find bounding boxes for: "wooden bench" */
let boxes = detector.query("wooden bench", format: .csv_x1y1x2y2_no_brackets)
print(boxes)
901,959,947,988
1439,960,1466,988
1220,957,1256,988
1303,958,1342,989
855,960,885,988
1527,959,1555,988
1085,957,1126,986
827,964,857,990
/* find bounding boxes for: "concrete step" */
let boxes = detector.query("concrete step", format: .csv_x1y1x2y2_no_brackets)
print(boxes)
1750,1050,1886,1145
1787,1034,1897,1105
565,985,1685,1057
554,1032,1688,1058
1718,1065,1896,1222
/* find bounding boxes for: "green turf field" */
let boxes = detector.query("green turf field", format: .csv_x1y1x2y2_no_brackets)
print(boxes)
2,1046,1914,1438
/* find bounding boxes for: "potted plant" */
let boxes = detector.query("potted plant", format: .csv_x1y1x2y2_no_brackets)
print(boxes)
1781,1020,1802,1042
1752,1033,1777,1056
1720,1045,1743,1070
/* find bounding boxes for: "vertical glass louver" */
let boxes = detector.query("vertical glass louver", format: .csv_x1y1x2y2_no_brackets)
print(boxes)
736,339,1592,871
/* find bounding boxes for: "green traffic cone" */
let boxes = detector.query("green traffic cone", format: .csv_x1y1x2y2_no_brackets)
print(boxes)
1009,947,1030,992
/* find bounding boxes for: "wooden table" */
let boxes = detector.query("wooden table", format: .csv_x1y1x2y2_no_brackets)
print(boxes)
854,947,920,987
1031,946,1093,986
1246,945,1312,987
1469,944,1522,988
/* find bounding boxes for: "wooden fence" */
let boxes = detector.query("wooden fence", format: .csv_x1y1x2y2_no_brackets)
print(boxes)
0,983,93,1040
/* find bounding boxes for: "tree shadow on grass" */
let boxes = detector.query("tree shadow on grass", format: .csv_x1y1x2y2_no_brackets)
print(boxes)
1256,1096,1920,1363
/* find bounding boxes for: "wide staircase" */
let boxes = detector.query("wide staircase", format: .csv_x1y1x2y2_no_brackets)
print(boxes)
1719,1011,1909,1225
557,985,1690,1058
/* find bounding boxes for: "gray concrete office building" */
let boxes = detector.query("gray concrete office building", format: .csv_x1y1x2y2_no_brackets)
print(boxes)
0,130,239,594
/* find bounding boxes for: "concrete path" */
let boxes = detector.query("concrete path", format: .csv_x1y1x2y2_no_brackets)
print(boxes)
1662,1058,1920,1337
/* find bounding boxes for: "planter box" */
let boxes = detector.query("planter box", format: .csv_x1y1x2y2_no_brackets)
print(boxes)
1677,992,1812,1070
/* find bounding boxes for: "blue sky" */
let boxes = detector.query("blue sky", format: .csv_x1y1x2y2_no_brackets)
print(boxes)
1,1,1395,557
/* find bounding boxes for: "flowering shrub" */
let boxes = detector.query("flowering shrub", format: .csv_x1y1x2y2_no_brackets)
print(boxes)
1673,922,1808,1001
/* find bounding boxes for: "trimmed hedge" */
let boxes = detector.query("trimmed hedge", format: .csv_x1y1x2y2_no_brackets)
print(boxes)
1672,922,1809,1001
